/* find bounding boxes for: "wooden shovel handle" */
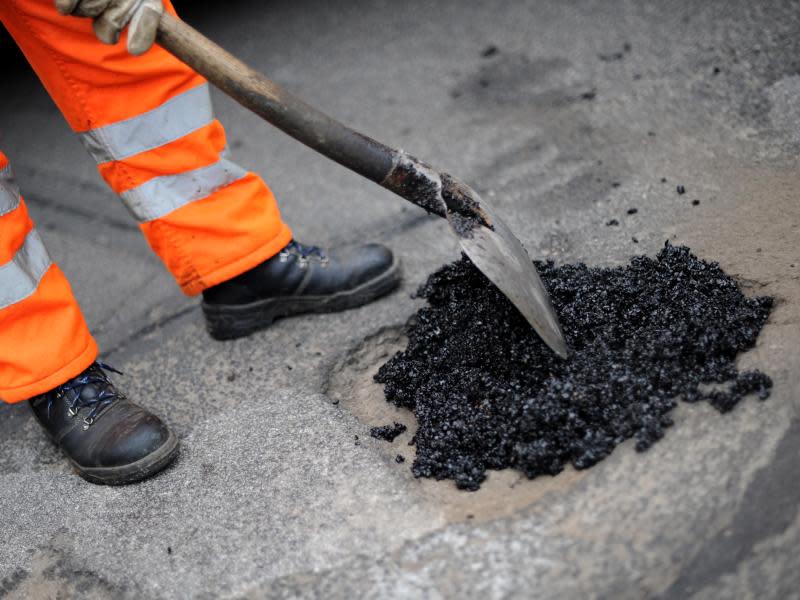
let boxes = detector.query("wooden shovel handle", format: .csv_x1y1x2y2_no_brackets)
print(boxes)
156,12,447,217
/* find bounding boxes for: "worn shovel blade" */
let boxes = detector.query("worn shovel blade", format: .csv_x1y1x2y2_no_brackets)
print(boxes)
449,196,568,358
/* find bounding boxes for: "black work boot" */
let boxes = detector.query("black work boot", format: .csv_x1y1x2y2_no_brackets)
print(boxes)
202,240,401,340
28,362,178,485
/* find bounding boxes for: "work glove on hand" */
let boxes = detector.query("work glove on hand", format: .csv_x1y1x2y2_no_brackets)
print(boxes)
54,0,163,56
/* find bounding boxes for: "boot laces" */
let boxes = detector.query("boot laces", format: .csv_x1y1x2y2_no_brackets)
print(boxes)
47,362,125,429
280,241,329,268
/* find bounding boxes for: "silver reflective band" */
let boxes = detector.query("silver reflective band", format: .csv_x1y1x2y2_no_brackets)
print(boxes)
0,164,21,217
79,84,214,164
0,229,53,310
120,158,248,222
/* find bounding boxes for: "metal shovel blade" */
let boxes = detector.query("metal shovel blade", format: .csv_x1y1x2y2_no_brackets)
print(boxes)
449,194,568,358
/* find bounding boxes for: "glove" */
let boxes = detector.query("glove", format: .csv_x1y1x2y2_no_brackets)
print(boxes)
55,0,164,56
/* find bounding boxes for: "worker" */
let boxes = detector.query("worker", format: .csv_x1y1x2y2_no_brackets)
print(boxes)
0,0,401,484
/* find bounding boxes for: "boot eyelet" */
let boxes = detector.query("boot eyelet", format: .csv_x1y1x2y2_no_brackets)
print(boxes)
68,407,79,417
320,257,330,269
83,417,95,430
298,257,309,269
279,251,290,263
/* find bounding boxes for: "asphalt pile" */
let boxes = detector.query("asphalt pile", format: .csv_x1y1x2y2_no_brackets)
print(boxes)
374,243,773,490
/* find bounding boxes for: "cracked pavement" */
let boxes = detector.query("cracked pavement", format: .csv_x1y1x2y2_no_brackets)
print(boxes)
1,0,800,598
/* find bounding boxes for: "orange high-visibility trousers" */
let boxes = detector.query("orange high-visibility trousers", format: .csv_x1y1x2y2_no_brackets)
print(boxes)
0,0,293,403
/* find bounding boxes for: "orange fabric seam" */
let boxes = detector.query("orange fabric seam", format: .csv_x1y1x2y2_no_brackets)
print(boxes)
9,0,93,132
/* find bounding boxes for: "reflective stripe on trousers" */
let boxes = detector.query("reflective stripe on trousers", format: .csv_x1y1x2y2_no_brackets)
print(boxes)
0,163,21,216
0,163,51,310
0,229,52,310
120,157,248,222
78,83,215,164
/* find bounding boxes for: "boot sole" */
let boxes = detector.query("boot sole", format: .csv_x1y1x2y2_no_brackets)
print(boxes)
71,430,180,486
202,256,402,341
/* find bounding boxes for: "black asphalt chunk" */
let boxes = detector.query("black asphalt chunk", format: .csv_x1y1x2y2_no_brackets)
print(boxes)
606,218,620,226
677,184,687,195
370,422,407,442
375,243,773,491
481,45,499,58
692,199,701,206
627,208,638,214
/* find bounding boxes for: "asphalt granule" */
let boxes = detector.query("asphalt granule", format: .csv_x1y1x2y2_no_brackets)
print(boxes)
375,243,773,491
370,422,407,442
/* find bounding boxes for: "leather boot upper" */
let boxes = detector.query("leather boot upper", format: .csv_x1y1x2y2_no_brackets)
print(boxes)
202,240,395,305
29,363,172,469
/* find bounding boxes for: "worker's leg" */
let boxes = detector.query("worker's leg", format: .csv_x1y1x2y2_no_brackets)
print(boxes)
0,149,177,483
0,0,293,296
0,151,98,404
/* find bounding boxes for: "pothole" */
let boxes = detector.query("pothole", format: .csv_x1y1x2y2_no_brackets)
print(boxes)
326,326,586,524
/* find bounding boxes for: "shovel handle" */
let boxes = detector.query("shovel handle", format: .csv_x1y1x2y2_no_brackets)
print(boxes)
156,14,567,356
156,12,447,217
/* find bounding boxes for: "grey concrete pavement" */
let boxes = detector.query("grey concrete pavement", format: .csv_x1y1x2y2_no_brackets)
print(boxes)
1,0,800,598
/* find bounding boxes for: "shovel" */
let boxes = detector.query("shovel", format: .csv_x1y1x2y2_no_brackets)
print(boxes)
156,13,568,358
